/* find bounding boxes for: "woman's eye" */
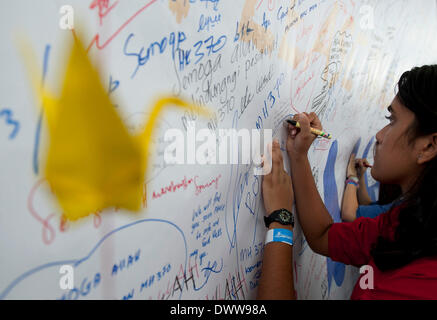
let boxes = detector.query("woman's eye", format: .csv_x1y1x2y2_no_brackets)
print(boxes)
385,115,394,124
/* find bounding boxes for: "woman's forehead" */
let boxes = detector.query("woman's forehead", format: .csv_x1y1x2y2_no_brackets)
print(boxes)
391,97,414,118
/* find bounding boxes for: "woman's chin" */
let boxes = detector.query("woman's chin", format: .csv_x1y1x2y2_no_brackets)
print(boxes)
369,166,378,181
370,166,388,184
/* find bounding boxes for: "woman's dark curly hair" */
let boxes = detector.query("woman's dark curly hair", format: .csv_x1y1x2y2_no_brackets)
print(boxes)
371,65,437,271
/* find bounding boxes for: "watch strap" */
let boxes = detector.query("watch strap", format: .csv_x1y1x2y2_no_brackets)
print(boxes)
264,208,294,228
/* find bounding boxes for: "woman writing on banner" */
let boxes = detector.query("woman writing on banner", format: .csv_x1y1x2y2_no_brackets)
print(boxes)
341,153,402,222
257,65,437,299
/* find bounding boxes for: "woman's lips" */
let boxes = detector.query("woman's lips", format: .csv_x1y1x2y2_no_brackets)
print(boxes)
373,146,379,166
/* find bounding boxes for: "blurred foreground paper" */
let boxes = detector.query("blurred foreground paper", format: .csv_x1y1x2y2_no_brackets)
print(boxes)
24,35,211,221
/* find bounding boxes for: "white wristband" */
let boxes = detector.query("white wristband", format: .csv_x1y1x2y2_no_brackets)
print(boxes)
348,176,359,184
265,228,293,246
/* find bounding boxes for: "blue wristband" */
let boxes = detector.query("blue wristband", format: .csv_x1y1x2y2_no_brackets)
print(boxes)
265,228,293,246
346,179,359,187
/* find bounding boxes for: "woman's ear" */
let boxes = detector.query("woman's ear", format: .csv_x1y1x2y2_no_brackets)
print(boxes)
417,133,437,164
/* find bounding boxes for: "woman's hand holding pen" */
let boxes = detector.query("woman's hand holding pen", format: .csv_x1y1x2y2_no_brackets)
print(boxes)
347,153,372,179
286,112,323,159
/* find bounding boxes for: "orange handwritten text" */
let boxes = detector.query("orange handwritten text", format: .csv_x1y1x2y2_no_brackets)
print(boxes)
87,0,158,52
152,176,195,200
194,174,222,196
152,174,223,200
90,0,119,25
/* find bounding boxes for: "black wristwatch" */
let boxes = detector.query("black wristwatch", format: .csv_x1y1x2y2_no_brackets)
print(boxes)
264,208,294,228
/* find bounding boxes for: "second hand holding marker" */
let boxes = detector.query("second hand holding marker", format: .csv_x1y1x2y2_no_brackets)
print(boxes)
286,119,332,140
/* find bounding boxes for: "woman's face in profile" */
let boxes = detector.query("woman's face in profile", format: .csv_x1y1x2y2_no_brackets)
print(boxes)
371,96,419,191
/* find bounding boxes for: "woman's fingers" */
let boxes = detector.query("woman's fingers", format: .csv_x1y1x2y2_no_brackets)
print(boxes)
355,158,368,168
272,140,284,179
263,146,273,177
288,123,298,137
263,140,287,183
296,113,311,134
308,112,323,130
363,159,371,167
291,112,323,133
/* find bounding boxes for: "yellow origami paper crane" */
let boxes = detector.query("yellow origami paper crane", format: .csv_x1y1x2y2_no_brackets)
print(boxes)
22,36,212,221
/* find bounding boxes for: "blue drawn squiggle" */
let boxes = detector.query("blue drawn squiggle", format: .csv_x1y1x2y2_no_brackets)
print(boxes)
351,137,361,156
363,137,379,202
194,258,223,291
224,110,243,278
108,75,120,94
323,140,345,293
33,44,51,175
0,218,187,300
0,109,20,140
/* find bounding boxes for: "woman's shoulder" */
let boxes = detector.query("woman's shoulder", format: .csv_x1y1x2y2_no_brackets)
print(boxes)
382,255,437,299
373,203,403,240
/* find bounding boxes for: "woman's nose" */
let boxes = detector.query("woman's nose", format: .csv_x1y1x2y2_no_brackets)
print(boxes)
375,125,387,145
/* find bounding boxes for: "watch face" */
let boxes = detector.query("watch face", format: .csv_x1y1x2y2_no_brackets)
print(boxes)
279,211,290,222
